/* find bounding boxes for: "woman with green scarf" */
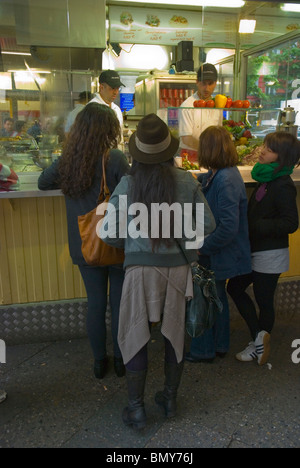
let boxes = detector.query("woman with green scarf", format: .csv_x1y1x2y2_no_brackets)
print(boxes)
227,131,300,366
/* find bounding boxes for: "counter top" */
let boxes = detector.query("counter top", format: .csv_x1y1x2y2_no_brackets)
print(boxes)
1,166,300,199
0,173,62,199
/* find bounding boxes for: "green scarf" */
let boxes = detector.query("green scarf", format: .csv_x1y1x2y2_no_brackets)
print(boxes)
251,162,294,183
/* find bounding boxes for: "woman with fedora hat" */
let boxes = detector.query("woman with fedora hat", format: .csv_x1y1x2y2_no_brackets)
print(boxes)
100,113,216,430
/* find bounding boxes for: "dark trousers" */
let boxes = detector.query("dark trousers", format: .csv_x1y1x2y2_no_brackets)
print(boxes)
79,264,125,361
227,271,280,340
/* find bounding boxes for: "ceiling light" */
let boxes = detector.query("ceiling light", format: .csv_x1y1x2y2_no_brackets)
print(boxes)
111,0,245,7
2,51,31,56
281,3,300,13
239,19,256,34
8,69,51,74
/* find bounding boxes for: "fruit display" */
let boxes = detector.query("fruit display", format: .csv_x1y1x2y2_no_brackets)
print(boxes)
223,118,252,143
214,94,227,108
193,99,206,107
193,96,253,109
193,99,214,108
235,144,262,166
182,156,199,170
222,117,262,165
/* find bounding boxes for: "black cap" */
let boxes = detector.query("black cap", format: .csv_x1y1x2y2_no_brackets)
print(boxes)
99,70,125,88
197,63,218,82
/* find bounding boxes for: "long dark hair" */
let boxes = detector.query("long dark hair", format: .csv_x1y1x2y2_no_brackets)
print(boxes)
129,159,176,251
59,103,120,198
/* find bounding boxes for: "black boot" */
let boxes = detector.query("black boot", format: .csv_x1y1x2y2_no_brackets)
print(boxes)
122,369,147,430
155,361,184,418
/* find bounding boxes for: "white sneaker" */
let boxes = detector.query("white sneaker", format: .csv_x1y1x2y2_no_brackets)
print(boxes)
236,342,257,362
0,389,7,403
255,330,271,366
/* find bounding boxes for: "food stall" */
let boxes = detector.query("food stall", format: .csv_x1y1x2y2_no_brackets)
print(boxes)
1,0,300,345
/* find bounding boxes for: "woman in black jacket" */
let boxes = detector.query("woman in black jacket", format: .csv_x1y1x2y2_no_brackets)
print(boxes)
227,131,300,365
38,103,130,379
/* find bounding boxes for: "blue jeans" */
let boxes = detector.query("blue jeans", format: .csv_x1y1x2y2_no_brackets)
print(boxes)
79,264,125,361
190,280,230,359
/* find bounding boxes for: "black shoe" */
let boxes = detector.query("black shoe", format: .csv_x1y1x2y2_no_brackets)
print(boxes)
185,352,214,364
114,357,126,377
94,356,109,379
216,352,227,359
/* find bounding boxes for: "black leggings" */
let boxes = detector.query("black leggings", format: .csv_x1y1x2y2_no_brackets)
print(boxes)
79,264,125,361
126,335,182,372
227,271,280,340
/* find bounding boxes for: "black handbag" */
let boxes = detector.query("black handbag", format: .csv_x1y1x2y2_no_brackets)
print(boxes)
186,262,223,338
176,241,223,338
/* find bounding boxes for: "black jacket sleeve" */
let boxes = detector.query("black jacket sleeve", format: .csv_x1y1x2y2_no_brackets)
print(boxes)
38,160,61,191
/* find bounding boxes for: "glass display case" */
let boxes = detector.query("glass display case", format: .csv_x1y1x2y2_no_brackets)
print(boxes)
0,135,62,173
157,106,284,167
0,136,39,173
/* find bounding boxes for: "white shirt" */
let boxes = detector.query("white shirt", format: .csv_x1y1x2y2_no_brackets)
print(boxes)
88,93,124,143
65,103,85,133
179,92,223,151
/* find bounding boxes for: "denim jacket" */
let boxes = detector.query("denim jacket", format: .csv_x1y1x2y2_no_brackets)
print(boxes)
198,167,252,280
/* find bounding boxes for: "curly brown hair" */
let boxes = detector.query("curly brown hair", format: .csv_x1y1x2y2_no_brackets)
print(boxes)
59,103,121,198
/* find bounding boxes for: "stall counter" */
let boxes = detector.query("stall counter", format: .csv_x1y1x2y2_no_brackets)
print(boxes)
0,168,300,306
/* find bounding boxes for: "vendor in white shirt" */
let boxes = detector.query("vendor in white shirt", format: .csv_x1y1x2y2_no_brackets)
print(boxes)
88,70,124,146
179,63,223,163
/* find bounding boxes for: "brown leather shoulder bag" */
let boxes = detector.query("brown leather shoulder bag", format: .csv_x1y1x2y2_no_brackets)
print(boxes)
78,151,125,266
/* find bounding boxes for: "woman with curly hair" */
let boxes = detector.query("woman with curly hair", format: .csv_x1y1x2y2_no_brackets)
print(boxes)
38,103,130,379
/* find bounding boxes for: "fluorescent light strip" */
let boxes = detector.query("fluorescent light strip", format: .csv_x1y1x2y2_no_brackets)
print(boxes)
281,3,300,13
2,51,31,56
8,69,51,74
112,0,245,7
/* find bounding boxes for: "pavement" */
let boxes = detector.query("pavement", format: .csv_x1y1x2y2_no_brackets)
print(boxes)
0,312,300,449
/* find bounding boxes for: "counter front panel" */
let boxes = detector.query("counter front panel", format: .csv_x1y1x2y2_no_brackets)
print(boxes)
0,195,85,305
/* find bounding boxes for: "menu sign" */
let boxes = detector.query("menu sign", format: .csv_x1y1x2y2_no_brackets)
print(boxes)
109,6,203,46
109,6,297,48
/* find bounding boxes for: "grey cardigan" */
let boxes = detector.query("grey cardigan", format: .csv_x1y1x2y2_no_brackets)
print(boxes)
100,168,216,268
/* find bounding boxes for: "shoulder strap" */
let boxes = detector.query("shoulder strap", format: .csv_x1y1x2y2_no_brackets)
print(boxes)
175,238,190,265
97,150,110,203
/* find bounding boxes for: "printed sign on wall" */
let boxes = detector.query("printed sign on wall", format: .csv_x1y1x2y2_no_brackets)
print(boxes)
109,6,298,48
109,6,203,46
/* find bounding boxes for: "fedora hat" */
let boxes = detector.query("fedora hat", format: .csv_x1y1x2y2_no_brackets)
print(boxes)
129,114,179,164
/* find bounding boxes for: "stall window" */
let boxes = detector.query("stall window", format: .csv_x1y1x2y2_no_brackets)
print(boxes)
246,36,300,110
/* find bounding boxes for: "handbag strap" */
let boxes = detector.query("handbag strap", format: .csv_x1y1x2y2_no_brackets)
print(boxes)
97,150,110,203
153,267,186,296
175,238,191,265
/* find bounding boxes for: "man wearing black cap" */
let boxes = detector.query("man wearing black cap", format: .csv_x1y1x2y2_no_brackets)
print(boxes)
88,70,125,144
179,63,223,163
